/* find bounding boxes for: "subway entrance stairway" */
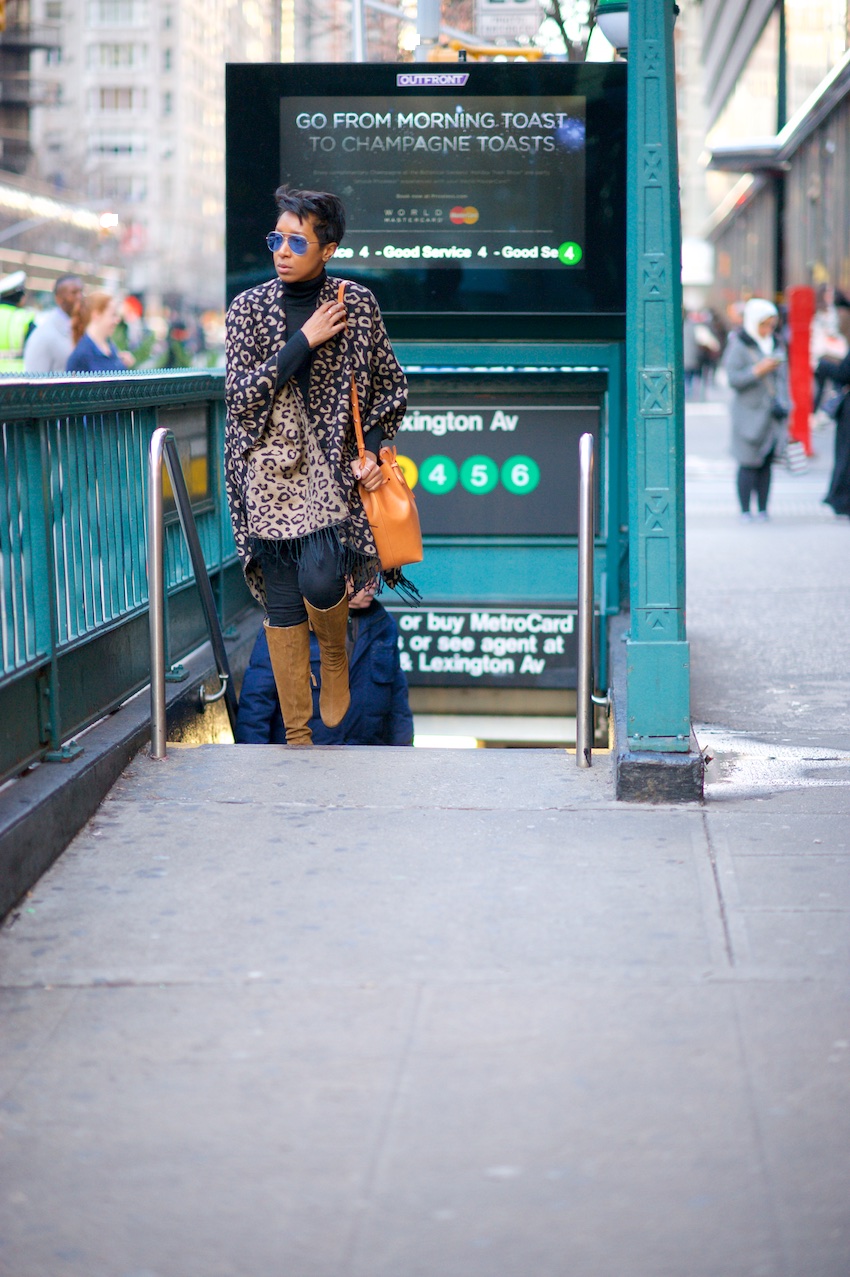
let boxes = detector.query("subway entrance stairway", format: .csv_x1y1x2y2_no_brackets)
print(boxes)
0,393,849,1276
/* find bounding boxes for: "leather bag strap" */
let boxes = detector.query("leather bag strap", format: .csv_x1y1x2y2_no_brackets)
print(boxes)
338,281,367,464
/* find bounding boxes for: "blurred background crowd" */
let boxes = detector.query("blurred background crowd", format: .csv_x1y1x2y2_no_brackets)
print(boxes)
0,266,224,371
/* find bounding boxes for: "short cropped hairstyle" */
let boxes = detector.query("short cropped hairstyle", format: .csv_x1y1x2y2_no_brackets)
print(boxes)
274,187,345,246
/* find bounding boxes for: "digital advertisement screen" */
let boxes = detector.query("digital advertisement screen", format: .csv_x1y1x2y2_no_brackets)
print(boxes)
281,95,586,273
226,63,626,338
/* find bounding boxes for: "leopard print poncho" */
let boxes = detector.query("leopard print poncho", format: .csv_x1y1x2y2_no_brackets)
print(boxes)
224,274,408,607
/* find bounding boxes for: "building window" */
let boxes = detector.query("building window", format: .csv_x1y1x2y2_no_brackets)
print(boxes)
88,0,149,27
785,0,850,117
45,0,63,17
163,47,172,70
162,91,173,115
88,172,147,202
88,41,148,67
89,131,147,154
92,86,148,111
707,11,780,147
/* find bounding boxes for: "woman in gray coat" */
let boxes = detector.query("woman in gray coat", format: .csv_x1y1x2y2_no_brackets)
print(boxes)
722,298,790,521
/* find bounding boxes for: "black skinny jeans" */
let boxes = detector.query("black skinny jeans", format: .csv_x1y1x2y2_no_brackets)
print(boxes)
260,540,346,627
813,356,844,412
737,451,774,514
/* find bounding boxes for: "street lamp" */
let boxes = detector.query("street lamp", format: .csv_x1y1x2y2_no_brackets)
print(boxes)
593,0,629,55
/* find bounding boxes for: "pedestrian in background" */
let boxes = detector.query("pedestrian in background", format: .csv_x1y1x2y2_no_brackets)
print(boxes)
811,286,848,424
683,310,701,399
235,578,414,746
823,290,850,518
23,274,83,373
113,295,155,366
0,271,37,374
694,313,722,390
722,297,790,522
66,292,135,372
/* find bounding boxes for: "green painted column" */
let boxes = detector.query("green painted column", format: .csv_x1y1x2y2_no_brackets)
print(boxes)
625,0,691,751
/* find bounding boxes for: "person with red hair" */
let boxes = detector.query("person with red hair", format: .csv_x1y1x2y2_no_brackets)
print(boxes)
66,292,134,373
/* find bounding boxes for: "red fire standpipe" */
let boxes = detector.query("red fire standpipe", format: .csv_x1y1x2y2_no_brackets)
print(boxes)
787,285,816,456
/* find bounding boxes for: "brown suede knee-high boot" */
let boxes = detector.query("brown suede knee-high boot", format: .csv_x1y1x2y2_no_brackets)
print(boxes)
304,595,350,728
264,621,313,746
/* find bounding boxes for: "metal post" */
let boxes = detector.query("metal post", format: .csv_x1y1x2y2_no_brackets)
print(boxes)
414,0,441,60
148,427,239,760
148,427,168,759
624,0,691,751
351,0,367,61
576,432,594,768
36,422,82,762
163,436,238,732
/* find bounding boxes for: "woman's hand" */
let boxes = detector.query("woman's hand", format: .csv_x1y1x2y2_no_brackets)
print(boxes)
754,355,782,377
301,300,347,349
119,349,136,368
351,450,385,492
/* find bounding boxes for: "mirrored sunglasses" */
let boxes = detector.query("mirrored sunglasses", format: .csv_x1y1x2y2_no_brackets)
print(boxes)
266,231,318,255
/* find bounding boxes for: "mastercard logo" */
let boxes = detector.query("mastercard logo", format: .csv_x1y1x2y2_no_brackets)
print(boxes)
449,205,479,225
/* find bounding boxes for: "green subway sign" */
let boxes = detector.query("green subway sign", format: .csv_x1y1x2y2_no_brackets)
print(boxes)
386,605,580,688
396,399,599,537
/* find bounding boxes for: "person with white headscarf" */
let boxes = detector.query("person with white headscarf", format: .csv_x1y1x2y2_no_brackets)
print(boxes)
721,297,790,521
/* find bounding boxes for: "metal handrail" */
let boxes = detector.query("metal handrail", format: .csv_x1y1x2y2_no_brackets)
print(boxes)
148,427,238,759
576,432,594,768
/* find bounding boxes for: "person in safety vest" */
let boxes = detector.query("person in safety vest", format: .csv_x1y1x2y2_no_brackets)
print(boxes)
0,272,38,375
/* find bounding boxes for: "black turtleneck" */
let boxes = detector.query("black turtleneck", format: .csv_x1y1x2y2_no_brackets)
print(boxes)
274,268,383,456
275,269,325,402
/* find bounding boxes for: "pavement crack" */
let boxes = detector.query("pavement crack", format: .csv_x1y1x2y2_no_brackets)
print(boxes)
730,990,795,1277
0,984,80,1108
341,982,424,1275
701,809,736,968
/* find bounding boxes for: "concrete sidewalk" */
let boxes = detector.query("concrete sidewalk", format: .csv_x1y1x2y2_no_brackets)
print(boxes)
686,393,850,755
0,395,848,1277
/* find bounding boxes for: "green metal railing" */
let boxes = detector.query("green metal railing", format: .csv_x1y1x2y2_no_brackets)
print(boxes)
0,371,251,785
1,353,626,784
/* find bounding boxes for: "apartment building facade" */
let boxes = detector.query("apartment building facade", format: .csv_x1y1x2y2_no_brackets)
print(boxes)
30,0,281,311
702,0,850,302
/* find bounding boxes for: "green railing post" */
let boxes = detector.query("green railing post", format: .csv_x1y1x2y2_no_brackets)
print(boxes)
37,422,82,762
625,0,691,752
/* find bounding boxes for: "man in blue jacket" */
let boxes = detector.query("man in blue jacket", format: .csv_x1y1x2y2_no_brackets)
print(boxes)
235,578,414,746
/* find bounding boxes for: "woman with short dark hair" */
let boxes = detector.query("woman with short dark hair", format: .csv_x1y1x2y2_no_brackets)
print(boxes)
224,187,410,746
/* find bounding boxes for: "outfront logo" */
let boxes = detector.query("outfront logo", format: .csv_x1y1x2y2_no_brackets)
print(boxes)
396,72,470,87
